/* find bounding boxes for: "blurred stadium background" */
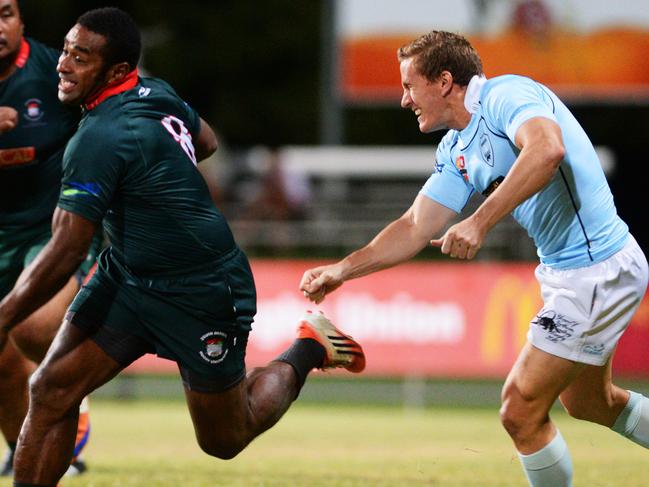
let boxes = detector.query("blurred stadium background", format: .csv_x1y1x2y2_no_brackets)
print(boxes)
13,0,649,484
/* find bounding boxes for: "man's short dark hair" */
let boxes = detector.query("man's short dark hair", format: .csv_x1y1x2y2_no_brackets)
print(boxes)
398,31,483,86
77,7,141,70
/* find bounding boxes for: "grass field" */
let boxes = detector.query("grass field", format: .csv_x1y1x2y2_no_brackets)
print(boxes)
2,395,647,487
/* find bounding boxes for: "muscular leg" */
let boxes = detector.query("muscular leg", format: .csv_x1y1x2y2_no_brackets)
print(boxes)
501,343,585,487
501,343,584,453
182,311,364,459
10,277,79,363
0,277,77,475
560,350,649,448
0,341,34,449
184,361,301,459
559,353,628,427
13,320,127,486
181,314,345,461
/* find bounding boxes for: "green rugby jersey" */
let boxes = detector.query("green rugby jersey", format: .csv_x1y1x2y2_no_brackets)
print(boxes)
0,37,80,228
58,75,236,276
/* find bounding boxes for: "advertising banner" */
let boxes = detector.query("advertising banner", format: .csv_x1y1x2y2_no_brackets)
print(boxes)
127,260,649,378
338,0,649,103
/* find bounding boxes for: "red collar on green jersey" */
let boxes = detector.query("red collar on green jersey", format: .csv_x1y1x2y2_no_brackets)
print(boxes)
84,68,139,110
15,38,30,68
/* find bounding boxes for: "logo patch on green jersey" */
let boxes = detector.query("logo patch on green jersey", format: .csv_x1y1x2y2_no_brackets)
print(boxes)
23,98,44,122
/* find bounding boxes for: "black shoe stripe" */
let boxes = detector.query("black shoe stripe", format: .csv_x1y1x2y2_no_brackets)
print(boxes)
336,351,364,357
328,336,358,344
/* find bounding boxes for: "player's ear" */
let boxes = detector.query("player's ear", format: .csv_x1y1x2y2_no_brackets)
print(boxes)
439,71,453,96
105,62,132,84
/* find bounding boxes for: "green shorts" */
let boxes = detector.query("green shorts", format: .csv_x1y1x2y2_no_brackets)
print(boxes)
0,222,51,299
0,222,103,299
67,246,257,392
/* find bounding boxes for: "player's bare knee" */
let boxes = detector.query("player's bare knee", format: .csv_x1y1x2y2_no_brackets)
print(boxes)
500,385,540,437
28,367,77,415
500,400,524,436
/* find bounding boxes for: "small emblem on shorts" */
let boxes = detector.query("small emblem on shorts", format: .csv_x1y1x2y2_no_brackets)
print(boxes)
582,344,605,356
199,331,229,364
532,310,577,343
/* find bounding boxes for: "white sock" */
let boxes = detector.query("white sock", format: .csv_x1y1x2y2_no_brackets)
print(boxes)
518,429,573,487
612,391,649,448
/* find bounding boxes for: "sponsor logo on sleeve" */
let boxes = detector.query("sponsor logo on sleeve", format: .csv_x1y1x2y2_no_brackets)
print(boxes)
482,176,505,197
61,182,101,198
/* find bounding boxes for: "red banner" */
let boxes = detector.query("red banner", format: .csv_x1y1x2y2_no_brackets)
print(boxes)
127,260,649,378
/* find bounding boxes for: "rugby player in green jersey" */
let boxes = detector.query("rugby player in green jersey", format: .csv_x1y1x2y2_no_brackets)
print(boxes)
0,7,364,486
0,0,91,477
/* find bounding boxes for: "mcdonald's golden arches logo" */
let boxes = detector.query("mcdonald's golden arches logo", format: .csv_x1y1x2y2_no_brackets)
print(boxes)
481,275,542,364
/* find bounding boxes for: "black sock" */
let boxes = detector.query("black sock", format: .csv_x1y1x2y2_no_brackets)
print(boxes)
274,338,325,394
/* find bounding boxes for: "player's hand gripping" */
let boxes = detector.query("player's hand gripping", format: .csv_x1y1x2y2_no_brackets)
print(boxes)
300,264,345,304
0,107,18,134
430,216,487,260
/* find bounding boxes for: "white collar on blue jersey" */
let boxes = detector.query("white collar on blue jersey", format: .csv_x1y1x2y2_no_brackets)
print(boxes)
464,75,488,114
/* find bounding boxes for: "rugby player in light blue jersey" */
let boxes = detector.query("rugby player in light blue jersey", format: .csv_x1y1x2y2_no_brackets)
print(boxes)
301,31,649,487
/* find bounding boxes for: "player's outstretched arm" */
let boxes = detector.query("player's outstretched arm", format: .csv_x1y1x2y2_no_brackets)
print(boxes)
194,117,218,162
0,209,97,346
0,107,18,134
301,194,456,303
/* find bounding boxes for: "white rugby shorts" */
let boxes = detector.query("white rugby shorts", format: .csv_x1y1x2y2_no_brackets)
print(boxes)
528,235,648,365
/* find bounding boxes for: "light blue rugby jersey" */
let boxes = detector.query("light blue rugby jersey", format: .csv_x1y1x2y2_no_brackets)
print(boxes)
421,74,628,269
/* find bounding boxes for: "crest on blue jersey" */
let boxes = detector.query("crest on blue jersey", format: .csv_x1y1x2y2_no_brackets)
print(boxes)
479,132,494,167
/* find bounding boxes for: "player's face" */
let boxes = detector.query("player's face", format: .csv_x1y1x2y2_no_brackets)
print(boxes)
0,0,23,61
57,24,111,105
399,57,449,133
